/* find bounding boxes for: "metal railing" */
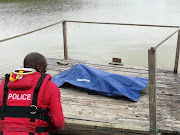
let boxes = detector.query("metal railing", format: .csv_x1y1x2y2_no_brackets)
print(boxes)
148,27,180,135
62,20,180,73
62,20,180,135
0,21,63,43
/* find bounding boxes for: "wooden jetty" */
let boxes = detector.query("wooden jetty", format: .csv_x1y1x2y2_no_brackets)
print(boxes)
60,20,180,135
45,58,180,135
0,58,179,135
0,20,180,134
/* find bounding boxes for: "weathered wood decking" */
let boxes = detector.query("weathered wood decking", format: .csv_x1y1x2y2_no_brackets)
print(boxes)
46,58,180,135
0,58,179,134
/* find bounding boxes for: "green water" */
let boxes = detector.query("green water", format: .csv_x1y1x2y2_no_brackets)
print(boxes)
1,0,180,77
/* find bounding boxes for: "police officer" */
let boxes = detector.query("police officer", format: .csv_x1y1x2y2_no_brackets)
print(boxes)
0,52,65,135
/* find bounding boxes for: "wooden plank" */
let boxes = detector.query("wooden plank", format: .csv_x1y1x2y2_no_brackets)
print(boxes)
174,30,180,73
62,21,68,59
112,57,121,63
148,48,157,135
59,118,149,135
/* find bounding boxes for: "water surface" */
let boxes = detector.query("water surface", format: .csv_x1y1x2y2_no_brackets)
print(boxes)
1,0,180,77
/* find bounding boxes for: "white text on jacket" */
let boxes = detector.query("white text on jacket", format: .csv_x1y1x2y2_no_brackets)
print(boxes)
8,93,31,100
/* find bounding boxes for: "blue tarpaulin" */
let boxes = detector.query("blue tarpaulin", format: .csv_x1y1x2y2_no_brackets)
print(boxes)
52,63,148,101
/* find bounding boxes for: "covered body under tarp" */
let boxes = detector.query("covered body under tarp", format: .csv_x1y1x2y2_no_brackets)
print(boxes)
52,63,148,101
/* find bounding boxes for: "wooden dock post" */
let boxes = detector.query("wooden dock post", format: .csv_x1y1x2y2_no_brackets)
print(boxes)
174,30,180,73
148,48,157,135
62,21,68,59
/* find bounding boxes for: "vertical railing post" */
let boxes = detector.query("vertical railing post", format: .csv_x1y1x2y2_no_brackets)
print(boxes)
174,29,180,73
62,21,68,59
148,47,157,135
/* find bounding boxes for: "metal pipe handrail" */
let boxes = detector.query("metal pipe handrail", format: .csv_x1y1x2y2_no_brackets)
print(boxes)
62,20,180,73
64,20,180,28
0,21,63,43
154,27,180,49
